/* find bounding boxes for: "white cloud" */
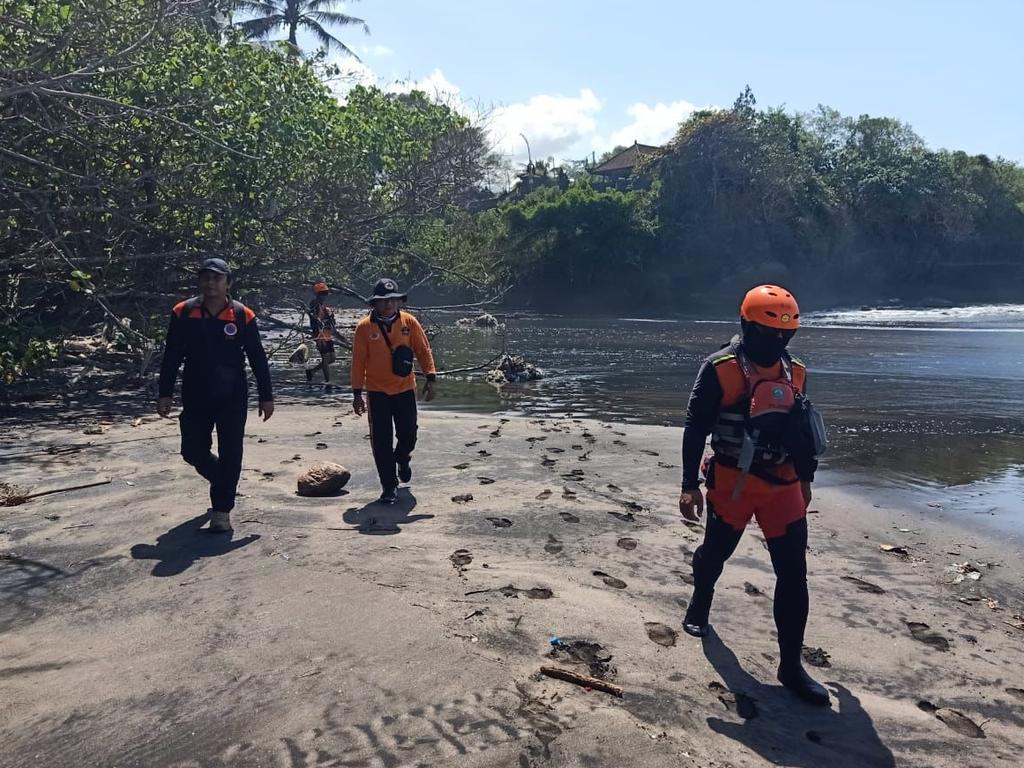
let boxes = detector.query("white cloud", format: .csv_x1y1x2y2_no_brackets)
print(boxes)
598,99,699,153
359,44,394,57
384,68,467,113
489,89,603,163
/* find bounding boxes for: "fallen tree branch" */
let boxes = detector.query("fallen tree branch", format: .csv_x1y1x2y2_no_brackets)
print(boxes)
539,666,623,698
2,478,112,507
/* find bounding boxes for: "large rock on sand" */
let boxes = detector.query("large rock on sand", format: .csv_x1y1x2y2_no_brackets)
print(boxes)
297,461,351,496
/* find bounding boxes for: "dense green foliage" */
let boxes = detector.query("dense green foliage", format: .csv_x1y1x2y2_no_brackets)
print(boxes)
493,89,1024,309
2,4,1022,386
0,1,491,382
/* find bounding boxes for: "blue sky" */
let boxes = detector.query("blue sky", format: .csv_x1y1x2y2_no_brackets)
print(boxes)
316,0,1023,165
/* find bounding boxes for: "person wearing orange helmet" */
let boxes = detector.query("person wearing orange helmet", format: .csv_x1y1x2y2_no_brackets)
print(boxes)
678,284,830,707
306,282,337,388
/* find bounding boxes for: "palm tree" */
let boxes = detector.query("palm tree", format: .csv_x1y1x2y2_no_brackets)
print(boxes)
232,1,369,58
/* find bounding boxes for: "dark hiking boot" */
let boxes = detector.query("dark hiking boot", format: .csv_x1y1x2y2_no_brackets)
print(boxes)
777,663,831,707
378,487,398,505
397,460,412,484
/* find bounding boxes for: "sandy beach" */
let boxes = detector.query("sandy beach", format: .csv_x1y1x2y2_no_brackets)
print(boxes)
1,402,1023,768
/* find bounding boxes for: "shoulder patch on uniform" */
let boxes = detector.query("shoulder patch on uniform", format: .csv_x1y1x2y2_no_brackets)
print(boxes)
789,355,806,368
711,353,737,366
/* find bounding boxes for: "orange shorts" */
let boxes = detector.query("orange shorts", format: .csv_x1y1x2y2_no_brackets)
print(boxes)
706,462,806,539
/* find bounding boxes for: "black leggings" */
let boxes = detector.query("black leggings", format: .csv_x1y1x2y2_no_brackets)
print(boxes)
689,504,809,666
366,390,418,490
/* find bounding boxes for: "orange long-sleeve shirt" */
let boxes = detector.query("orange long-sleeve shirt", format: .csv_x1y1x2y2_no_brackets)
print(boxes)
350,310,436,395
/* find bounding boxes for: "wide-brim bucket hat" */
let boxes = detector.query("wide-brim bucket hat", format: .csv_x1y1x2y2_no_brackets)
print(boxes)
367,277,408,303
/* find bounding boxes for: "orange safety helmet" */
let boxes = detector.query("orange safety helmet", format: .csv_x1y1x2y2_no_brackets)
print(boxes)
313,282,329,295
740,284,800,329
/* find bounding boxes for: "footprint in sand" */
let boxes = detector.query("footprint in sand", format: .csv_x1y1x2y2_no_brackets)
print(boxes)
477,477,496,485
743,582,768,599
1005,687,1024,701
617,537,638,551
500,584,553,599
841,575,886,594
917,701,986,738
802,646,832,668
559,511,580,523
450,549,472,571
548,447,565,454
452,494,474,504
465,441,480,447
593,571,627,589
613,440,627,447
645,622,677,647
709,681,758,719
477,450,492,458
536,489,553,500
906,621,951,652
671,568,694,584
453,463,470,470
639,449,659,456
544,535,563,554
608,511,635,523
541,457,557,467
490,429,502,437
486,517,512,528
607,484,623,492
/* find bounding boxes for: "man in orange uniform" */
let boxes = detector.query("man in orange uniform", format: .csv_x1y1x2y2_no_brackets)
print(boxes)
678,284,829,707
306,282,337,388
351,278,437,504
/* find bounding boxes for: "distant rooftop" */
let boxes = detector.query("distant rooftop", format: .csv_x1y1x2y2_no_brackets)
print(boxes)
591,142,660,175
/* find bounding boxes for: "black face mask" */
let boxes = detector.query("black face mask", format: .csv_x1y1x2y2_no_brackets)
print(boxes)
741,321,795,366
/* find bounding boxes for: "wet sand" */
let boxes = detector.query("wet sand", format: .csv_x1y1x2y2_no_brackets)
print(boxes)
1,406,1023,767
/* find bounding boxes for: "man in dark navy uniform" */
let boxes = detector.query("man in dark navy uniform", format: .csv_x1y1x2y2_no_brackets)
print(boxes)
157,258,274,533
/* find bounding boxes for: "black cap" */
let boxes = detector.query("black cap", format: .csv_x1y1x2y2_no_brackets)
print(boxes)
198,257,231,276
367,277,408,304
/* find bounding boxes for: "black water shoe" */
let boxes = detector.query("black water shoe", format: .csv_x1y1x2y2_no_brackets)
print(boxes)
397,460,412,484
378,488,398,505
682,603,710,638
777,663,830,707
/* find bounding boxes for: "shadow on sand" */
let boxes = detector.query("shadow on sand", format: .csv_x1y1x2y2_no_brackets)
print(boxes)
702,628,896,767
130,513,259,577
342,489,433,535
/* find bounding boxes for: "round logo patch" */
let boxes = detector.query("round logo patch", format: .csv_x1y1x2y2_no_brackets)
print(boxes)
369,332,381,341
771,386,785,400
780,313,791,323
384,280,396,291
223,322,238,337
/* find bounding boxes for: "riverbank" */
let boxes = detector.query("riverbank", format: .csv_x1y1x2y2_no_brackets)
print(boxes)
2,406,1023,767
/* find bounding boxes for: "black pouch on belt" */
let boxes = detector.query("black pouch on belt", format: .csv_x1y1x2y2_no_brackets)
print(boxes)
378,323,415,377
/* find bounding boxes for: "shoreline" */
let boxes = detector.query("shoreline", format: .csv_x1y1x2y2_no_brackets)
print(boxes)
2,406,1023,766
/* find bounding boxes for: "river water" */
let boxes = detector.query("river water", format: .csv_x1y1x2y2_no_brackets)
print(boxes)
269,304,1024,534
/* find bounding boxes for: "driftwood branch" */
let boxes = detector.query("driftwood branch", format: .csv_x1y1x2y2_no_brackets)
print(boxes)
2,478,112,507
540,666,623,698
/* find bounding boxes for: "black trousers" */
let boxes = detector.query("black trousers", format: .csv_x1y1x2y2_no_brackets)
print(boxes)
366,389,418,490
689,504,810,667
179,397,248,512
